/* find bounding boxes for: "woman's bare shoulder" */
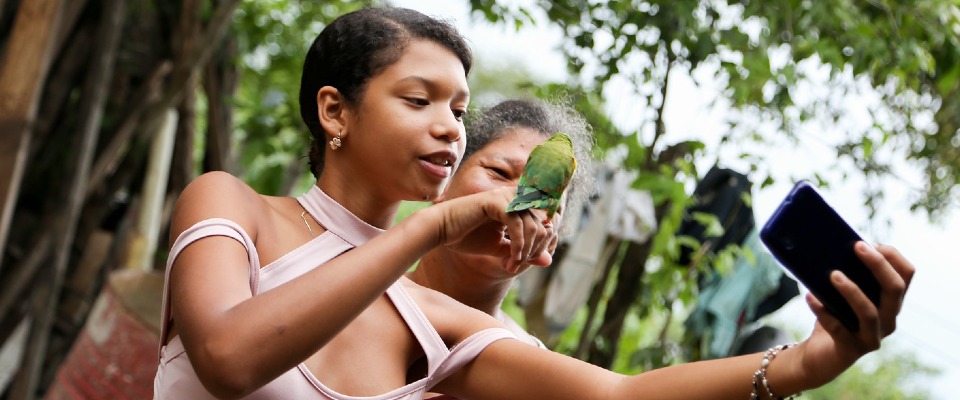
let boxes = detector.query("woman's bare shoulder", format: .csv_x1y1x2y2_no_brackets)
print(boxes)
169,171,268,242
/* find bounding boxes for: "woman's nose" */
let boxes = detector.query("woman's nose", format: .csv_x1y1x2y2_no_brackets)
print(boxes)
429,110,463,143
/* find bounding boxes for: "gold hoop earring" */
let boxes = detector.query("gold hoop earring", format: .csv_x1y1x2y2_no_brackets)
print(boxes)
329,130,342,150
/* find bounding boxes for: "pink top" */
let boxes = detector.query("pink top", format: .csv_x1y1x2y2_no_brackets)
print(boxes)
154,185,516,399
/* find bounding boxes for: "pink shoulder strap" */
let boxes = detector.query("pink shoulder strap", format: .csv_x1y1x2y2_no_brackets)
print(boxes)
158,218,259,359
385,283,449,371
429,328,517,384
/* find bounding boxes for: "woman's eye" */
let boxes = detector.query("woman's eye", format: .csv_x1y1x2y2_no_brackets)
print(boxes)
406,98,429,106
452,109,467,121
488,167,510,179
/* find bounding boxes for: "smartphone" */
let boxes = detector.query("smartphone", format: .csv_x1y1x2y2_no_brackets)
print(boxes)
759,180,881,332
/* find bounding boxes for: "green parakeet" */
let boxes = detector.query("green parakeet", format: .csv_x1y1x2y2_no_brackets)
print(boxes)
506,133,577,221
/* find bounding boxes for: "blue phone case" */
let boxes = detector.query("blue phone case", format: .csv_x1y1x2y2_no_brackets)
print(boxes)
759,181,881,332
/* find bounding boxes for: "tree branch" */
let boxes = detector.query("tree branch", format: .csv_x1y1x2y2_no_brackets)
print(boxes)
646,55,673,170
0,0,65,274
12,0,124,396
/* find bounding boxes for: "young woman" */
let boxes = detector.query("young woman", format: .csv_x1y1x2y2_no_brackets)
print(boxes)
408,98,595,347
156,6,915,400
155,7,555,399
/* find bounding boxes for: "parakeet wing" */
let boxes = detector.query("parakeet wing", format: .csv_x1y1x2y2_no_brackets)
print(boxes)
505,133,577,219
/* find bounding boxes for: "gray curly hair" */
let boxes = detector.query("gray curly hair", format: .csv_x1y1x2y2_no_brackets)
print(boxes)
464,98,595,232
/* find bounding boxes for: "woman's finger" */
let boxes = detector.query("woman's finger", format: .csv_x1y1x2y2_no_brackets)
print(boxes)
855,242,906,335
505,213,526,270
528,249,553,267
529,222,552,268
515,211,546,272
830,270,881,350
545,221,559,256
806,292,847,337
523,211,541,262
539,222,557,261
874,244,915,291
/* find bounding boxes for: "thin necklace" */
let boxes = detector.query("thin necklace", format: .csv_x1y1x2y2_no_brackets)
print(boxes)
300,211,316,238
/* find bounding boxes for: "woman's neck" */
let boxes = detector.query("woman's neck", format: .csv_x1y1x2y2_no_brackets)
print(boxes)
315,175,399,229
409,250,513,316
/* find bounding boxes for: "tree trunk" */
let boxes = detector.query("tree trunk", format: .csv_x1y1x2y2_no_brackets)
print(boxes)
168,0,201,195
585,238,654,368
582,177,685,368
0,0,64,273
31,23,93,154
0,1,330,396
126,109,179,272
11,0,124,396
574,238,620,359
87,61,173,194
202,36,237,174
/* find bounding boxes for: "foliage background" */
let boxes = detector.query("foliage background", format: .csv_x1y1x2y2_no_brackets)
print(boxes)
0,0,955,398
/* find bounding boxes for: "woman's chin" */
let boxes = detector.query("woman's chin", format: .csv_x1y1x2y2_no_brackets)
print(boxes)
458,253,524,279
410,186,445,202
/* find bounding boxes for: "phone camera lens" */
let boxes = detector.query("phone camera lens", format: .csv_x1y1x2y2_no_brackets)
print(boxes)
782,238,795,251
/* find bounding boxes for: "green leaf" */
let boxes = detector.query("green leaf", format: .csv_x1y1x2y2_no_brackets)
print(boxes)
690,211,724,238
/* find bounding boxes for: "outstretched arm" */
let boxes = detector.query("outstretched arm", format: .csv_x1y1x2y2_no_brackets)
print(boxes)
435,241,913,399
437,338,779,399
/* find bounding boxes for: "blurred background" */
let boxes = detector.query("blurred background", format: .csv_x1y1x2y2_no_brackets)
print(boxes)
0,0,957,399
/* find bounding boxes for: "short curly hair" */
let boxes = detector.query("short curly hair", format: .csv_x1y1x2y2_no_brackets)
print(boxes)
464,98,595,230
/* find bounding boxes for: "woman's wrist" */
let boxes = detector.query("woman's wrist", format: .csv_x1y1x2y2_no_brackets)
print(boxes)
760,341,813,399
751,343,801,399
397,204,446,252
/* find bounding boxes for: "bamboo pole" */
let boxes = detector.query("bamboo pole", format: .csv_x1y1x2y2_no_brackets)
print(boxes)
0,233,51,326
87,61,173,193
50,0,90,59
0,57,167,326
0,317,30,394
10,0,124,396
155,0,240,110
202,37,238,174
126,109,179,272
0,0,65,273
88,0,239,194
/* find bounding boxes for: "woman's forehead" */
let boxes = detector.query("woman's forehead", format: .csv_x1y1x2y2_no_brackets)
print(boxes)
480,127,547,154
378,40,469,90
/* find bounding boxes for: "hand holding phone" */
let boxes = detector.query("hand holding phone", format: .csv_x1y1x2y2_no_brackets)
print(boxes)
759,181,882,332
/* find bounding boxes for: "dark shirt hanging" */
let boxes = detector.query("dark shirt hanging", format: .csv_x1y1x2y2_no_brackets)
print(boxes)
676,166,755,267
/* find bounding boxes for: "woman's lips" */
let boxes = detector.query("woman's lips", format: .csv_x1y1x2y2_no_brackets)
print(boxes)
419,151,457,179
419,157,452,178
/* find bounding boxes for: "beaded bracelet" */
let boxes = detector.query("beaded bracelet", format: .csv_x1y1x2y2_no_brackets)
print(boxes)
749,342,801,400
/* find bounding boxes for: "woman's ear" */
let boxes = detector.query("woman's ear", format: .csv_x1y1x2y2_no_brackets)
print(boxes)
317,86,349,141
